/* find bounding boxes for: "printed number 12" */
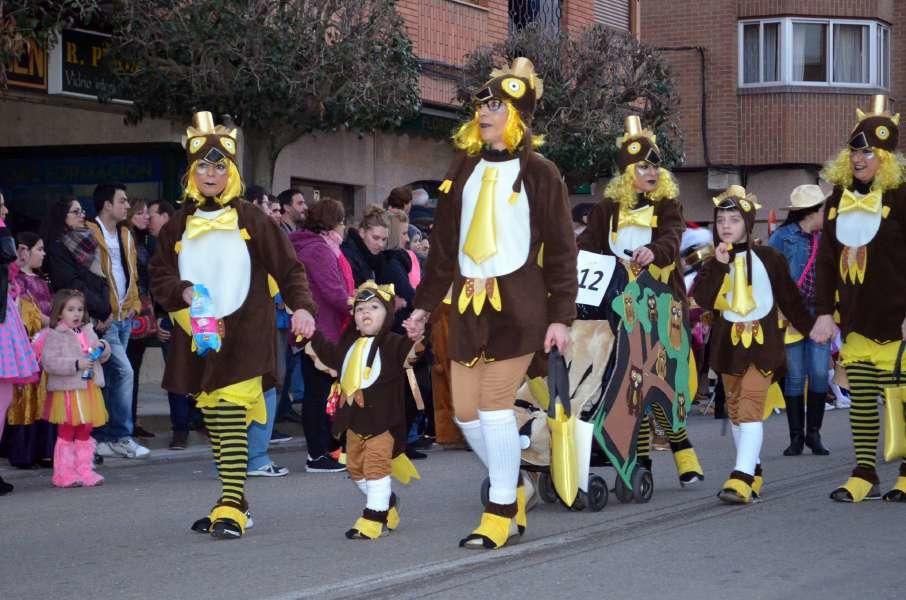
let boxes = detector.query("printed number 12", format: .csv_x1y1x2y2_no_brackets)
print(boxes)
579,269,604,291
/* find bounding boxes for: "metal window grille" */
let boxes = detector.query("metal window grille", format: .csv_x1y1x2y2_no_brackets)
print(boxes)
509,0,561,34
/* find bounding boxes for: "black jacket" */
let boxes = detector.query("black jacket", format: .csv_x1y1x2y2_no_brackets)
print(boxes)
376,248,415,332
341,228,385,287
45,238,112,322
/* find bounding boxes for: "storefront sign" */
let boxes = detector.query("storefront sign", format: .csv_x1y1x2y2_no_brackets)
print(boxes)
48,29,129,102
6,39,47,90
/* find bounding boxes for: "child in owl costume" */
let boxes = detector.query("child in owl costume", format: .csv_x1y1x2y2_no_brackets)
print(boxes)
308,281,421,539
577,116,706,488
150,112,316,539
693,186,814,504
813,95,906,503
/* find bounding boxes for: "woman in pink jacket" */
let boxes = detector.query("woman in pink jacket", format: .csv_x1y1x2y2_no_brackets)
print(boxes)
288,198,352,472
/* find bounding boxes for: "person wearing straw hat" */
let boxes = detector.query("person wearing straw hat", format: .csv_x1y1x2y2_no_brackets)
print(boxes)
811,95,906,503
150,111,317,538
577,115,706,489
768,184,831,457
694,185,815,504
402,57,578,549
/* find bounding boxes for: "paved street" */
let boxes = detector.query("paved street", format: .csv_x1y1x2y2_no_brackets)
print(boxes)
3,400,904,600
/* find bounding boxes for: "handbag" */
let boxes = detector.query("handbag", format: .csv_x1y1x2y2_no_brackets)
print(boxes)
130,296,159,340
546,348,579,506
883,342,906,462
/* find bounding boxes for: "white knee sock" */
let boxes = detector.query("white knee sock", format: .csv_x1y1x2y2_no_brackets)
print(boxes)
354,479,367,496
734,422,763,476
479,409,520,505
455,417,489,467
731,423,741,449
365,476,392,512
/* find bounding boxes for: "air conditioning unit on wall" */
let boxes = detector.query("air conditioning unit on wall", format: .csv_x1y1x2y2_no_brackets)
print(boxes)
707,168,742,191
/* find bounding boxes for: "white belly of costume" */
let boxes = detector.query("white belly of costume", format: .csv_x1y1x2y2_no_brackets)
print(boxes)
609,221,653,259
342,338,381,390
178,209,251,318
835,209,882,247
721,252,774,323
458,158,531,278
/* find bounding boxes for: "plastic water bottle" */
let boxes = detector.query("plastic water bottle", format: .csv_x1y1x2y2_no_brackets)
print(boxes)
81,346,104,380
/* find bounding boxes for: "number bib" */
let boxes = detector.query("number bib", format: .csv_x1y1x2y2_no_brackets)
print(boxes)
576,250,617,306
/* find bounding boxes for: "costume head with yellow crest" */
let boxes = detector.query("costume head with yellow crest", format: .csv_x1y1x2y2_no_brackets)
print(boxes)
442,57,544,202
603,115,678,210
821,94,905,191
712,184,761,246
353,281,396,338
182,111,244,206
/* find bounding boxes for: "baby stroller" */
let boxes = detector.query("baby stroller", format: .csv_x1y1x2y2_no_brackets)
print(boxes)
478,319,616,513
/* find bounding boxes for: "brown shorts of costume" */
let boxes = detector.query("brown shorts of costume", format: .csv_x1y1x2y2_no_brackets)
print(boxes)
721,365,772,424
345,430,395,481
450,353,534,422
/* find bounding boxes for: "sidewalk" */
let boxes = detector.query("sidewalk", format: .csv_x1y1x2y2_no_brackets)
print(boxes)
0,348,308,480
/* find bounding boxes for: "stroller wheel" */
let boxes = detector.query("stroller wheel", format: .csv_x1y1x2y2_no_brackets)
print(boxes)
631,467,654,503
480,476,490,508
537,472,557,504
613,475,633,503
587,474,609,511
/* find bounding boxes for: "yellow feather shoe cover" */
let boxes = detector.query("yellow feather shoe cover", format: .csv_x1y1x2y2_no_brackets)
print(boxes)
346,517,387,540
882,476,906,502
515,483,527,535
718,477,753,504
387,495,400,530
830,477,881,503
673,448,705,486
751,474,763,500
460,512,519,550
208,505,248,539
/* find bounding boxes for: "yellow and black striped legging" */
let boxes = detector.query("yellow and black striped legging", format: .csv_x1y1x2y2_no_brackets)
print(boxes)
844,362,903,469
202,401,248,505
637,403,691,462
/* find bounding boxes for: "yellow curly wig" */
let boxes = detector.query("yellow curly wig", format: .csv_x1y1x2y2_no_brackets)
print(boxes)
182,159,244,206
452,101,544,156
603,164,678,209
820,148,906,191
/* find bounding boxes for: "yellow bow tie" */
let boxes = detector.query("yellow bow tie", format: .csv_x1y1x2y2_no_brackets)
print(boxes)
617,204,656,230
838,189,882,215
340,337,372,399
185,209,239,239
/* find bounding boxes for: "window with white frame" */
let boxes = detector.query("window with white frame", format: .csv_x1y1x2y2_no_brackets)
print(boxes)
742,21,780,84
739,18,890,89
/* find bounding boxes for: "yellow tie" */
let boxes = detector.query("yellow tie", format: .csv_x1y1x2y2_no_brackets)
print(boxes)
730,253,756,316
185,209,239,239
838,189,882,215
463,167,499,264
340,337,371,398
